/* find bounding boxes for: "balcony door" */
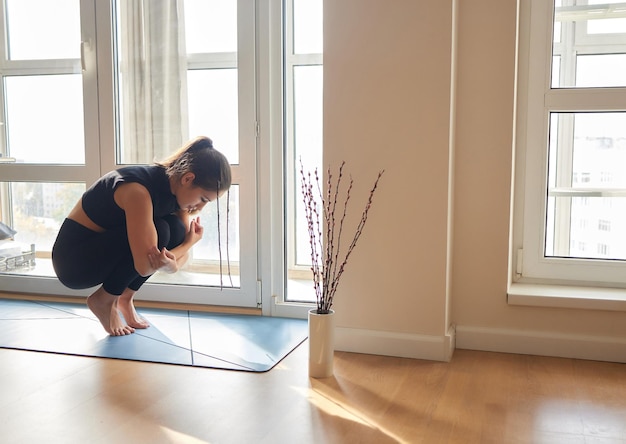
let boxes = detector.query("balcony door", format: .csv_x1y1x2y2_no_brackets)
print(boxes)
0,0,258,308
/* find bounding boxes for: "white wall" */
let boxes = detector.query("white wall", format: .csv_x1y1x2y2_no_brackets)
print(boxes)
324,0,455,360
324,0,626,363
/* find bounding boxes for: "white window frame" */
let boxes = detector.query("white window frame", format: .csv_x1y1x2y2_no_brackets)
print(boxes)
512,0,626,295
259,0,321,317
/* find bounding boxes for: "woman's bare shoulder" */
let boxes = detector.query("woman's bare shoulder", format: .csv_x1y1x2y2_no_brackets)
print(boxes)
114,182,151,210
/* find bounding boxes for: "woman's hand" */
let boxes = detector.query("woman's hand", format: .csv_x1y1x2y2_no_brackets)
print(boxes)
148,246,178,274
185,217,204,246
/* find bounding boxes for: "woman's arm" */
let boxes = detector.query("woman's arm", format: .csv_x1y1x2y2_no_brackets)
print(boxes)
164,210,204,270
115,183,204,276
114,182,171,276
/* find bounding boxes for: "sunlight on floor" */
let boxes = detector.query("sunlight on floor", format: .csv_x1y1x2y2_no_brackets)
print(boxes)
161,426,210,444
293,386,372,427
293,385,408,443
535,400,626,440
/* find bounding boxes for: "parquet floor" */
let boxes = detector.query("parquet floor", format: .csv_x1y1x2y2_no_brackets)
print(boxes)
1,344,625,443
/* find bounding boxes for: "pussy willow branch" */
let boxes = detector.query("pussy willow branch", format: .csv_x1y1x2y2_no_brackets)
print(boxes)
300,158,384,313
327,163,345,308
330,170,352,306
300,164,323,303
319,165,337,310
325,170,384,310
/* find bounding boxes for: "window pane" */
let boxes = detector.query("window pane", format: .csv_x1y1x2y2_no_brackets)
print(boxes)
587,18,626,34
588,0,626,34
184,0,237,53
552,56,561,88
195,185,240,260
187,69,239,163
114,2,239,164
554,21,561,43
5,0,80,60
5,75,85,164
0,182,85,276
293,0,323,54
552,1,626,88
114,1,189,164
547,195,626,260
293,65,323,265
577,54,626,88
546,112,626,259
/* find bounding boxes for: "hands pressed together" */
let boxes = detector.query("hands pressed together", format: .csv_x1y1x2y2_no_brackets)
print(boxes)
148,245,177,273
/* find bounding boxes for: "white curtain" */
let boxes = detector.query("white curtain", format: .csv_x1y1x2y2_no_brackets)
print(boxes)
118,0,189,163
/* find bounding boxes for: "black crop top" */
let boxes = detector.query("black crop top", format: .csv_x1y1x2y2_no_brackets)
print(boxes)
81,165,179,229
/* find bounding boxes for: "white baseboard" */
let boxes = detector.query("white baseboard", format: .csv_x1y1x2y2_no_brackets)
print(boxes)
456,325,626,363
334,325,456,362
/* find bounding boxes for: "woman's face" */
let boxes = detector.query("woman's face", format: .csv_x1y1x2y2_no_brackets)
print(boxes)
176,173,221,214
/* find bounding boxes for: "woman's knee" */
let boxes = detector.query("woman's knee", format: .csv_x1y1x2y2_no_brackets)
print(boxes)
155,215,186,249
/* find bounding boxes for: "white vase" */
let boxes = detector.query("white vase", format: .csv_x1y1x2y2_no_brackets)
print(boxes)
308,308,335,378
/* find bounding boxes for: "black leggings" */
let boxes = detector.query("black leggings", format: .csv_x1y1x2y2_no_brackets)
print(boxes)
52,215,186,296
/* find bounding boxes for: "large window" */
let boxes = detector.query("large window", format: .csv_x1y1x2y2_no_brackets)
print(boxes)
0,0,321,313
514,0,626,287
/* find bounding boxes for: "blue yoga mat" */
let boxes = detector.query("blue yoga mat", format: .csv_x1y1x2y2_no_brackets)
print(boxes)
0,298,307,372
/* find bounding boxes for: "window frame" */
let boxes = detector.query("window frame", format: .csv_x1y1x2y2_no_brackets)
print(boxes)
259,0,323,317
512,0,626,290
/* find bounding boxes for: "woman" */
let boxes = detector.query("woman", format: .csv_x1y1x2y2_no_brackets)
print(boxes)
52,136,231,336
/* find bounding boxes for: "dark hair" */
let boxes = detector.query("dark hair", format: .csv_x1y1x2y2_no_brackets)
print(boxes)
157,136,232,193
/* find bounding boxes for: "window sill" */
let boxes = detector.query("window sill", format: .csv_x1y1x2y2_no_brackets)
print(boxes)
508,283,626,312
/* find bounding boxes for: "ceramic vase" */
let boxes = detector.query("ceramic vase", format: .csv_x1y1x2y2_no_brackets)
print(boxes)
308,308,335,378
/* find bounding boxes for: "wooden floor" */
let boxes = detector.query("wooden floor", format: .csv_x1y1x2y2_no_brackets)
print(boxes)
1,343,625,444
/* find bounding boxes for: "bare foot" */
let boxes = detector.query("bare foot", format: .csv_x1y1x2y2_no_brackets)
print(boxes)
87,287,135,336
117,289,150,329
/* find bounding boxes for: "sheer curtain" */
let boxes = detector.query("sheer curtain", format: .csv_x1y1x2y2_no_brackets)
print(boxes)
117,0,188,163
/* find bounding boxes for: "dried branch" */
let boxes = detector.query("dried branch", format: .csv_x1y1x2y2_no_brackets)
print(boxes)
300,159,384,313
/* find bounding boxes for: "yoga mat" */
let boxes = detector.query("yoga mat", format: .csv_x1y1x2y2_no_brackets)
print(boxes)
0,298,307,372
